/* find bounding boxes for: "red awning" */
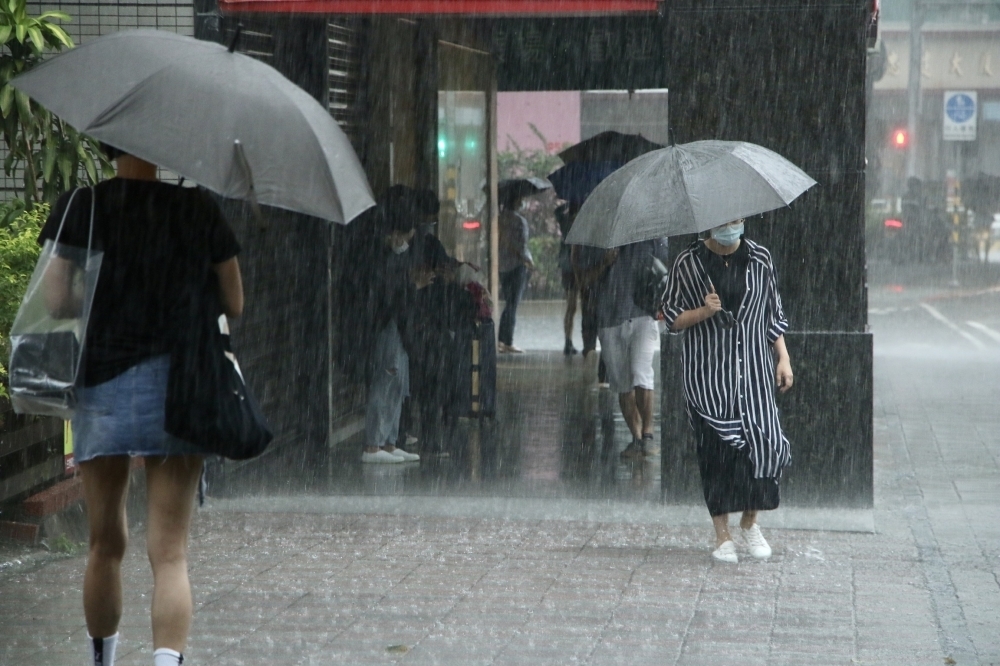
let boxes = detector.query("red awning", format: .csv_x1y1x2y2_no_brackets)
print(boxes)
218,0,660,15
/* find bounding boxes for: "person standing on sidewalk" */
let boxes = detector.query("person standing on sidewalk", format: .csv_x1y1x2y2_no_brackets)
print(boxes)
592,238,670,460
662,218,794,564
497,188,534,353
348,192,434,464
39,148,243,666
556,202,580,356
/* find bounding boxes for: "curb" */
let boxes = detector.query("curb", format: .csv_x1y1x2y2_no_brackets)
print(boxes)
0,460,146,549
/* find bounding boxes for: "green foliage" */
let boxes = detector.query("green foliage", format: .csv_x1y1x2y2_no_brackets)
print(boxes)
498,123,566,182
0,1,113,205
45,532,83,555
0,201,47,398
526,235,563,300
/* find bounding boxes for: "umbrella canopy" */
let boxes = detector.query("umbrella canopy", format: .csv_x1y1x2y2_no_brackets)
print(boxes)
10,29,374,224
547,161,623,205
565,141,817,248
557,131,663,164
496,176,552,200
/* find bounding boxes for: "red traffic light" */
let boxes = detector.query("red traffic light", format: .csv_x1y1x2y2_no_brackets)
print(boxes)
891,128,909,149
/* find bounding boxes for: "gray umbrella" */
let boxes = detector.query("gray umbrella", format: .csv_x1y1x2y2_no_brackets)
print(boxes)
565,140,817,248
10,29,374,224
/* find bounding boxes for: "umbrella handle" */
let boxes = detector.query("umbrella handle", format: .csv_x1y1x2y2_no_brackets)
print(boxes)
234,140,267,230
228,24,243,53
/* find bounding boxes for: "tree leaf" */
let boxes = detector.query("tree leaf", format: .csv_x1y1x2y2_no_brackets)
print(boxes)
57,153,71,187
26,25,43,52
0,25,12,45
13,90,31,126
41,142,55,181
83,155,96,183
14,21,24,44
37,11,70,22
43,24,72,49
0,84,14,118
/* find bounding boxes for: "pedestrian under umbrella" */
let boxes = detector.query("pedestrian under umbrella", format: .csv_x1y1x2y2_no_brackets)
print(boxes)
662,216,794,564
496,177,550,354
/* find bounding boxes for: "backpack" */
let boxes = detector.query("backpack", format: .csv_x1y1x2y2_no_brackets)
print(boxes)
633,255,669,317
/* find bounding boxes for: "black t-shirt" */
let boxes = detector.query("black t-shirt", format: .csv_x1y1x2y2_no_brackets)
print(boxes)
39,179,240,386
697,238,750,313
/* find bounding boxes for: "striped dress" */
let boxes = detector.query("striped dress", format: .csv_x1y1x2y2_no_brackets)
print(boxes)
662,239,791,479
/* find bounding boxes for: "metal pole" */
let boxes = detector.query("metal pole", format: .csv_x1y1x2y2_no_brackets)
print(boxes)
906,1,924,178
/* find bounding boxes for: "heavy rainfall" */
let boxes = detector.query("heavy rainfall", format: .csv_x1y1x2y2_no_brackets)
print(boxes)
0,0,998,665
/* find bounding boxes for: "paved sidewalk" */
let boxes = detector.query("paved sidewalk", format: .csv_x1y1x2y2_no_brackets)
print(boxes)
0,511,946,666
2,288,1000,665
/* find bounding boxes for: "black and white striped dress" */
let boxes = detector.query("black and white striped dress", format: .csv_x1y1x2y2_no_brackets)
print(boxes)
663,239,791,482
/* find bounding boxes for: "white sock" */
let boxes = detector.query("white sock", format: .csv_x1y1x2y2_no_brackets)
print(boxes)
153,647,184,666
89,633,118,666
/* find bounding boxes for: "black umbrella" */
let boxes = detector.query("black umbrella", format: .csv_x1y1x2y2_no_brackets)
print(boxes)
495,176,552,202
557,131,663,165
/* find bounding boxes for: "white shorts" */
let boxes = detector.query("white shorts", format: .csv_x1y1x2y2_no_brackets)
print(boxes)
598,317,660,394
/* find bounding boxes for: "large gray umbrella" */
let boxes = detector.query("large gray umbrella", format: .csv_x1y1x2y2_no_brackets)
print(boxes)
565,141,817,248
11,29,374,224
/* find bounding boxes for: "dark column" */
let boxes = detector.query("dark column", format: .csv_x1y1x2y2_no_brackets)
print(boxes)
661,1,873,508
194,7,334,479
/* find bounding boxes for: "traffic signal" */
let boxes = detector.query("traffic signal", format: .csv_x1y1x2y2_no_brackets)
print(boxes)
891,128,909,149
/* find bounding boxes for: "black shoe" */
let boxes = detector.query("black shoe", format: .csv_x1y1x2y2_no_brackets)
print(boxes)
620,439,645,460
564,340,578,356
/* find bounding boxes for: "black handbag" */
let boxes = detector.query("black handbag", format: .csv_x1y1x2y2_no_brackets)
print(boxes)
165,274,272,460
633,255,669,317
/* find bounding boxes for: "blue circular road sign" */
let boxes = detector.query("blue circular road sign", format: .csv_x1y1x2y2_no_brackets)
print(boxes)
946,94,976,123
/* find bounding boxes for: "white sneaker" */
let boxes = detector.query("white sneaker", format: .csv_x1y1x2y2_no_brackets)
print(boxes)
711,540,738,564
405,434,418,446
389,448,420,462
741,524,772,559
361,450,404,464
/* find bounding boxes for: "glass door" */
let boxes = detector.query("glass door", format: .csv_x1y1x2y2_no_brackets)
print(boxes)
437,42,496,295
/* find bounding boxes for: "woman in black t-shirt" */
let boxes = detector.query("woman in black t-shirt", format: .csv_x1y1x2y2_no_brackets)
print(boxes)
39,149,242,666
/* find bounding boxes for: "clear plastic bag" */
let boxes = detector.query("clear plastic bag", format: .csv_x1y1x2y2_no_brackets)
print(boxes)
8,189,101,418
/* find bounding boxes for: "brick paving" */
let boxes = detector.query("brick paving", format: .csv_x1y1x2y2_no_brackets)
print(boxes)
2,285,999,665
0,512,949,666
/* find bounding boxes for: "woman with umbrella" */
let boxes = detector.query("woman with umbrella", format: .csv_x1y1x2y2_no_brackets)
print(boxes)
40,147,243,666
662,217,794,564
496,177,549,353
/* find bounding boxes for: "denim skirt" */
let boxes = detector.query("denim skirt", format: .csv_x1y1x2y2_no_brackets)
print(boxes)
71,355,203,462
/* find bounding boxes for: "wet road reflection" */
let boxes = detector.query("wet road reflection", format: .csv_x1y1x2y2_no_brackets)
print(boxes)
216,351,662,503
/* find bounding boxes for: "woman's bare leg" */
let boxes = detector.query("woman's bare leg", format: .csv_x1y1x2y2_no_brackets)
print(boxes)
563,286,578,341
144,455,203,652
739,510,758,530
80,456,132,639
712,514,732,547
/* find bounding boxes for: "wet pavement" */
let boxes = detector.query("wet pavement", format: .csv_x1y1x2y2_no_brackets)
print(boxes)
2,261,999,665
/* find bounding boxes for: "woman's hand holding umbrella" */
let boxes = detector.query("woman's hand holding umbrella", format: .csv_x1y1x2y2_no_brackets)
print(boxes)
703,286,722,316
668,286,726,332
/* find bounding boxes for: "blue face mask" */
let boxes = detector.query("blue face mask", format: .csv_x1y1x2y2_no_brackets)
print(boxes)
711,222,744,247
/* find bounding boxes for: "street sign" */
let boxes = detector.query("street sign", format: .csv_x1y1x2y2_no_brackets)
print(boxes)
943,91,977,141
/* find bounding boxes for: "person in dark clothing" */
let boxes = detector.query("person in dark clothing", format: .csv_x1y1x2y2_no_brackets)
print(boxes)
663,217,794,564
556,203,581,356
497,189,534,353
39,149,243,666
342,189,435,464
